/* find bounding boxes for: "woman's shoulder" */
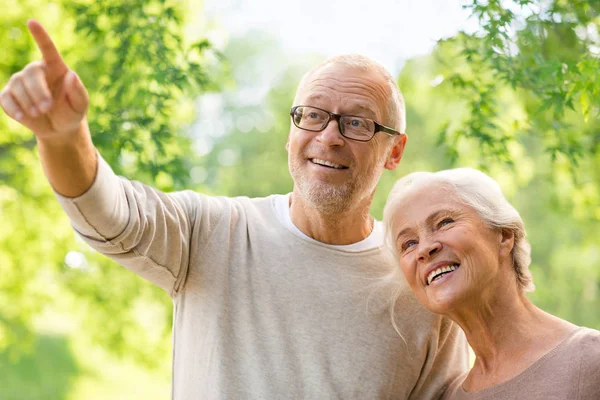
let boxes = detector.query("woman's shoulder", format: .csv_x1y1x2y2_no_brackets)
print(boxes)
559,326,600,366
566,326,600,348
576,327,600,359
439,328,600,400
570,327,600,399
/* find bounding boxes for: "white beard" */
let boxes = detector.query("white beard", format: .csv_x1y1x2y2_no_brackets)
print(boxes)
295,178,354,214
289,158,382,215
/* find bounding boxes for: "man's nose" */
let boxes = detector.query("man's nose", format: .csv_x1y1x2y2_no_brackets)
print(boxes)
316,118,345,147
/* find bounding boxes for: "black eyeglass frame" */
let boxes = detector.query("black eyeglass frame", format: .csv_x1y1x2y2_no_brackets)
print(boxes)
289,105,403,142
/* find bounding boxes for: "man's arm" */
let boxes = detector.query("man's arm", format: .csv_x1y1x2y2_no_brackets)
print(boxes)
409,316,470,400
1,20,195,295
0,20,97,198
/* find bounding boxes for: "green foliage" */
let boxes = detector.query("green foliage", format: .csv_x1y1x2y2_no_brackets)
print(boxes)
64,0,222,188
0,335,78,400
439,0,599,166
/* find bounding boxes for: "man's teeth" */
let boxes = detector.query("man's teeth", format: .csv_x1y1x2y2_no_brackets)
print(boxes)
312,158,344,169
427,264,459,286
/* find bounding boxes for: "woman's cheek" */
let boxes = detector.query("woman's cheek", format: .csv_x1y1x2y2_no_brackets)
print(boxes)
401,257,417,287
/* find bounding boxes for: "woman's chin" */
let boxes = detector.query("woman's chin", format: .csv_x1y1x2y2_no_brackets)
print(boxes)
422,284,465,315
420,266,466,314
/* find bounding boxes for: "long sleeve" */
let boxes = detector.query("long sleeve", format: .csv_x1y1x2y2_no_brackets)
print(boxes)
55,154,194,295
408,316,470,400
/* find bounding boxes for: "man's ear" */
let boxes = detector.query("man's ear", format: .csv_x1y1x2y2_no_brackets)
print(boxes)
285,139,290,152
384,133,407,171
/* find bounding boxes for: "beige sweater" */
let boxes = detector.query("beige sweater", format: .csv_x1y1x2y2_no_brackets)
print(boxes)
443,327,600,400
57,156,468,400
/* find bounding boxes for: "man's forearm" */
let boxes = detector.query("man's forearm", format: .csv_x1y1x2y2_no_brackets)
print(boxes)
37,120,98,198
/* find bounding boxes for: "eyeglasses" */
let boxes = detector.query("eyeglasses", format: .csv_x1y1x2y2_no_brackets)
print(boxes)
290,105,402,142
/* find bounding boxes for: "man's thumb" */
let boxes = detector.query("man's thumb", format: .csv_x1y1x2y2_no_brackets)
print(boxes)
63,70,89,114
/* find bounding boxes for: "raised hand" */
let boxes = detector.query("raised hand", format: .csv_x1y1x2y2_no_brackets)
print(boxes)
0,20,89,140
1,20,97,197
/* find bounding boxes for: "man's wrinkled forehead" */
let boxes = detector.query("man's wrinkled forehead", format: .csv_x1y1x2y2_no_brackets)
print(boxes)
302,93,379,118
295,64,389,118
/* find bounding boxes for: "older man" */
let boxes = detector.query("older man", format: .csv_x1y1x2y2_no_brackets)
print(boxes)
1,20,468,399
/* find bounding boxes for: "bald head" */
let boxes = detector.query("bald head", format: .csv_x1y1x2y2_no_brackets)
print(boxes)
293,55,406,133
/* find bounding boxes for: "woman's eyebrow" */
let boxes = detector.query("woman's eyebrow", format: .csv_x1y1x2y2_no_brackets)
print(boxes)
396,226,412,240
395,209,461,239
425,210,447,225
426,209,462,224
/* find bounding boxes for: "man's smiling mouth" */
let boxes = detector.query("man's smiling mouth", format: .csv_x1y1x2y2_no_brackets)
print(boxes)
310,158,348,169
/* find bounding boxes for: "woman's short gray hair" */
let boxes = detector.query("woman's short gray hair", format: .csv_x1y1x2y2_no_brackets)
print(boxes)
383,168,535,292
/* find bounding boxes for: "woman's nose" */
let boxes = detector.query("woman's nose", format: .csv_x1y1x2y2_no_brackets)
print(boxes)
417,240,442,262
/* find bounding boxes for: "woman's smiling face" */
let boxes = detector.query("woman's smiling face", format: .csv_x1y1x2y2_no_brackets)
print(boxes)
391,184,509,315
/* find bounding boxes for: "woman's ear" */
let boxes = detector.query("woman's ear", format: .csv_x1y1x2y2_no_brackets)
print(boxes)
499,229,515,258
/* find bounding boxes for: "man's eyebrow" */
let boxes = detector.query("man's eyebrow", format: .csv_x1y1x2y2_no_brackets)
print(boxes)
349,103,378,118
302,94,326,104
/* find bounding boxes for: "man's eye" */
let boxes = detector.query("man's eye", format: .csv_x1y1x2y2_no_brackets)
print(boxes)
350,119,364,127
308,112,320,119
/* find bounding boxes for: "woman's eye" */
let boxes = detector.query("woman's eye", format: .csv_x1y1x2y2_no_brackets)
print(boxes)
402,240,417,251
438,218,454,228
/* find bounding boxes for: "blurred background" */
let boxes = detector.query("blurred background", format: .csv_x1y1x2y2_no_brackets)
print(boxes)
0,0,598,398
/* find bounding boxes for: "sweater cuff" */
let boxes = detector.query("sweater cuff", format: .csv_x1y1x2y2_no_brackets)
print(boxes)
55,154,129,241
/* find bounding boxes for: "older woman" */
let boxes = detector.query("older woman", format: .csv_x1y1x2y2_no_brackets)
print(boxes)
383,168,600,399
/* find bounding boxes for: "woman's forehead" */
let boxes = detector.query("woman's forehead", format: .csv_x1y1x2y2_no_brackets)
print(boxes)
393,186,464,226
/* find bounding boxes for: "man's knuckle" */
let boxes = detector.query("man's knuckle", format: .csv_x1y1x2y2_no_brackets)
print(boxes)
10,71,23,82
22,75,38,90
24,62,44,76
10,82,23,95
0,97,12,113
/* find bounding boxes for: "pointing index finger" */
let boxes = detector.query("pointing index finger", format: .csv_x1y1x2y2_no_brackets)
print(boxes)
27,19,68,74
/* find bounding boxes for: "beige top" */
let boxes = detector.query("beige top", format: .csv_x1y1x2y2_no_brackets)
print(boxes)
56,156,469,400
443,327,600,400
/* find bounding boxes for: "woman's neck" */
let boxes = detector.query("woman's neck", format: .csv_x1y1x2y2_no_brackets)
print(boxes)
447,284,576,392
